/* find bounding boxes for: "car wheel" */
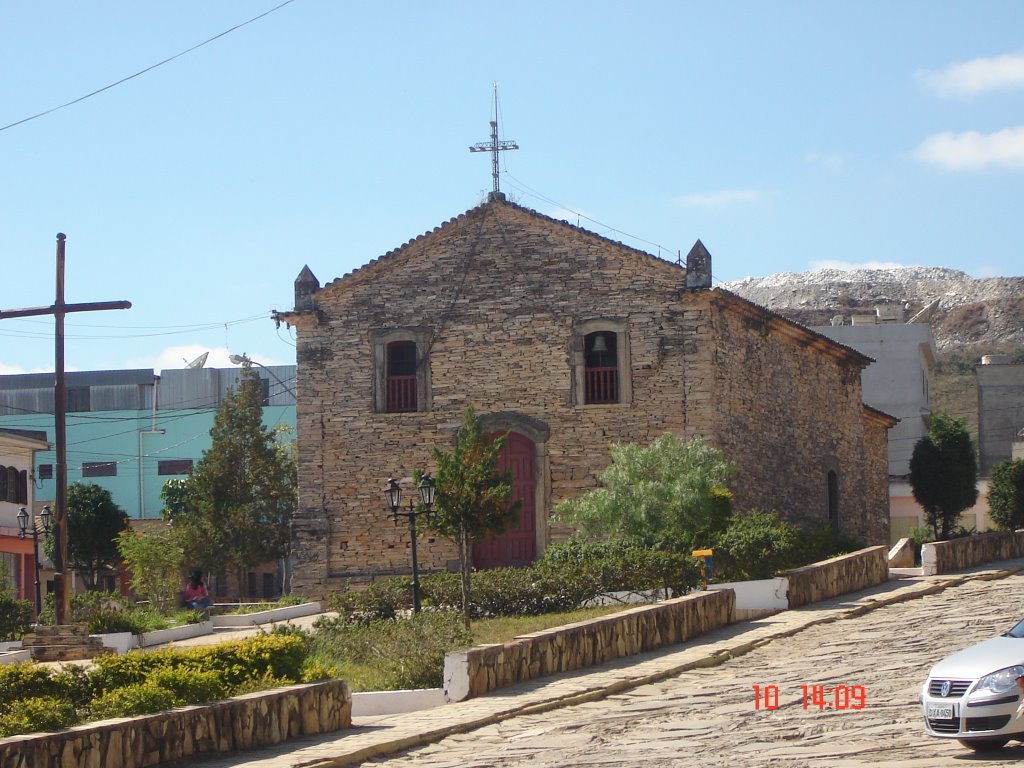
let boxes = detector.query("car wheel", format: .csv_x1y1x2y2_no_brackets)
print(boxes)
958,738,1009,752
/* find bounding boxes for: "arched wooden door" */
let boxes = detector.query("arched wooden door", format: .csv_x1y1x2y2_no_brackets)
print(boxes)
472,431,536,569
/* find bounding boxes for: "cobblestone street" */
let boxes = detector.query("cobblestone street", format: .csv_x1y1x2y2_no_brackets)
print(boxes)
362,575,1024,768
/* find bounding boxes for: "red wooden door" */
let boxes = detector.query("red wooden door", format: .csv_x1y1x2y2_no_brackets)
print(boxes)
472,432,536,569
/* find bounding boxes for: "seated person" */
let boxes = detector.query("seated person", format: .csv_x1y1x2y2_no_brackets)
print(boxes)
184,571,212,611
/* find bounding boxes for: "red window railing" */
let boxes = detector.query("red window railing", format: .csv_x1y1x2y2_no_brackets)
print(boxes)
386,376,417,412
585,367,618,404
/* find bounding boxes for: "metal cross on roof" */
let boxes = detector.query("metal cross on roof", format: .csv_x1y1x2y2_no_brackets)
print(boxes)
469,85,518,194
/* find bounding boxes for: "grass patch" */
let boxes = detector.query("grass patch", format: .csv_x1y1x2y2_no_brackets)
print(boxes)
308,604,636,692
469,605,631,645
225,596,308,615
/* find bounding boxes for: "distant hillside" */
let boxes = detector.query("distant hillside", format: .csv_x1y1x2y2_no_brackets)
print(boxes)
720,267,1024,351
721,267,1024,439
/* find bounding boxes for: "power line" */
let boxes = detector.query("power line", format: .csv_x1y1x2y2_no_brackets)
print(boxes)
0,314,270,340
0,1,298,134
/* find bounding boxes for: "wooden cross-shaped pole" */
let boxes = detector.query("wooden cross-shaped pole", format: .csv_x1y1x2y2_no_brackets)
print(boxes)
0,233,131,624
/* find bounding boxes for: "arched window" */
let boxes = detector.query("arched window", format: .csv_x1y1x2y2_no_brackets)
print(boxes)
0,467,7,502
584,331,618,404
572,319,631,406
827,470,840,531
386,340,418,413
370,328,432,413
4,467,16,503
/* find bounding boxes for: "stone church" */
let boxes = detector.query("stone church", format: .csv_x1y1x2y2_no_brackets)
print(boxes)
278,194,893,597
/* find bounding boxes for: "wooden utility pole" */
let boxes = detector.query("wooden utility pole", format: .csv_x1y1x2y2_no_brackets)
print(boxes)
0,233,131,624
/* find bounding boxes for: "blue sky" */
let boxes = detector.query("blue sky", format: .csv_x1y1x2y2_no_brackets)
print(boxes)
2,1,1022,375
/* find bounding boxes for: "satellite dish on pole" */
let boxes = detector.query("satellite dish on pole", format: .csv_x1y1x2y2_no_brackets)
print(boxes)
185,352,209,369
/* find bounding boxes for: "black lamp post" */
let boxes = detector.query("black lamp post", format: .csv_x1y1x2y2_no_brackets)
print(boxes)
383,473,436,613
17,505,52,617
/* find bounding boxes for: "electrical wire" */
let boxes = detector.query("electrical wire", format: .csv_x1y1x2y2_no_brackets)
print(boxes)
0,0,298,134
0,314,270,340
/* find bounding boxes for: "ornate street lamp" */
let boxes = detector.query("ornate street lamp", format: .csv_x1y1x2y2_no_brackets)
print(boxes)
383,473,436,613
17,505,52,617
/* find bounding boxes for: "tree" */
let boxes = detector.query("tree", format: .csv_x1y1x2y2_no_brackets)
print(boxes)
556,434,734,551
427,407,520,626
116,526,185,614
988,459,1024,531
163,364,296,598
909,412,978,540
45,483,128,591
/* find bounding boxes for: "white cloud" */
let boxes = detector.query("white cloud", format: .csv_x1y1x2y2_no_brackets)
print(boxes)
674,189,763,208
913,126,1024,170
0,363,26,375
123,345,291,373
547,207,591,226
918,51,1024,98
804,151,845,169
123,345,232,373
809,259,919,272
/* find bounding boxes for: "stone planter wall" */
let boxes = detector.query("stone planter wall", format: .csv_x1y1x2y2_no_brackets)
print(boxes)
0,680,351,768
444,589,735,701
211,601,321,628
783,546,889,608
922,531,1024,575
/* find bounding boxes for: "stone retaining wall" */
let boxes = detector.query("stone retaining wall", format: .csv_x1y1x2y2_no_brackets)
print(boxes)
783,546,889,608
922,531,1024,575
444,589,735,701
0,680,351,768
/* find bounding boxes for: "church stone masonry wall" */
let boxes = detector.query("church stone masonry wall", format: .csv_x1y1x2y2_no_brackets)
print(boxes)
289,200,891,597
292,203,694,595
701,293,885,544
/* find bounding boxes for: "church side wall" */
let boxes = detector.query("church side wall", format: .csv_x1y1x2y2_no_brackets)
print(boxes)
701,293,884,545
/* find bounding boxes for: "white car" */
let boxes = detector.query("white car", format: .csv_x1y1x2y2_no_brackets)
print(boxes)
921,617,1024,752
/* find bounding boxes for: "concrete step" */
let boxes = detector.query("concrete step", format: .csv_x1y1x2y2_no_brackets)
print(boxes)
22,625,108,661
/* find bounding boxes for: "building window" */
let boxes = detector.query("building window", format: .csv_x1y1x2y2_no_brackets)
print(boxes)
386,341,418,412
371,328,432,413
827,470,840,531
82,461,117,478
584,332,619,404
572,319,631,406
158,459,194,476
67,387,91,412
38,464,53,480
2,467,28,503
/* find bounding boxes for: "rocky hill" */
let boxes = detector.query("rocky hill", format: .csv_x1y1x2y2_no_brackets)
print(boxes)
720,267,1024,351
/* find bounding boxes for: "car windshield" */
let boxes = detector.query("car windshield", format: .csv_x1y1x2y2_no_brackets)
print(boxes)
1005,618,1024,638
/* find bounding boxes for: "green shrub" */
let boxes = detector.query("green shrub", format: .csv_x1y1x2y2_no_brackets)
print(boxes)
89,682,179,719
0,696,79,737
0,596,32,642
712,510,802,581
147,666,226,703
90,634,307,695
64,591,170,635
329,578,411,621
300,659,342,682
989,459,1024,531
0,663,68,713
312,610,471,689
537,541,700,601
791,524,864,566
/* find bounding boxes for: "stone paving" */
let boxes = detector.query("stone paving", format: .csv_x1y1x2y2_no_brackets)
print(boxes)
186,562,1024,768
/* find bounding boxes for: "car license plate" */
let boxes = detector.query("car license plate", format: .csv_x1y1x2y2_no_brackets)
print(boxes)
926,702,955,719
